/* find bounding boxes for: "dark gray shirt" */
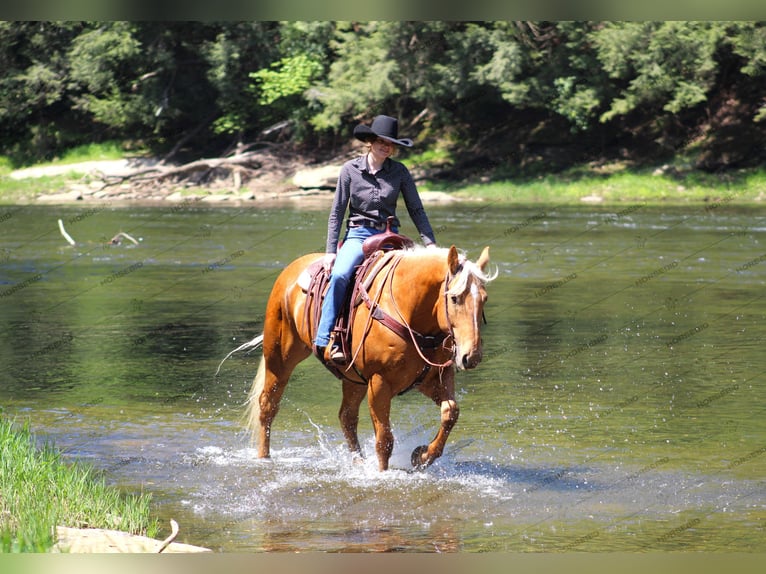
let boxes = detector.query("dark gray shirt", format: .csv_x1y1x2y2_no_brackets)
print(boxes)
325,155,437,253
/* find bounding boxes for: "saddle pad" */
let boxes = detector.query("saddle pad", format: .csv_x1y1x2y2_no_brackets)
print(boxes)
297,250,399,294
298,258,324,292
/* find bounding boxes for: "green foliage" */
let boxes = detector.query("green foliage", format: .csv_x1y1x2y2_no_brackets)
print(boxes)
212,113,248,136
594,22,727,121
202,22,281,137
67,22,141,94
552,76,601,131
251,54,323,106
729,22,766,122
729,21,766,76
309,21,398,130
470,22,527,103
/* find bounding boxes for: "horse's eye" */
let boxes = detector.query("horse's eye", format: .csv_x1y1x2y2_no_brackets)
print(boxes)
451,295,458,304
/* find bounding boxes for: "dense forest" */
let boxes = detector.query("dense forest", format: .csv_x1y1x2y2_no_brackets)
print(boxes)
1,21,765,181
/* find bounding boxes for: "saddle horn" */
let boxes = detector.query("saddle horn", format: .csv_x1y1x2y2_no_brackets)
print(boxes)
361,216,415,259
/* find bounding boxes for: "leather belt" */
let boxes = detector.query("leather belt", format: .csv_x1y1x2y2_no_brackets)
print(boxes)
348,219,387,231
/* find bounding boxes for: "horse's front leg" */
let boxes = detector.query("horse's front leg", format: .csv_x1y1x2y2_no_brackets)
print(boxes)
339,379,366,462
367,375,395,471
412,369,460,469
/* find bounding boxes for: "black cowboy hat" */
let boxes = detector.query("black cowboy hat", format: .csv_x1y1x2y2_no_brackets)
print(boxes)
353,115,413,148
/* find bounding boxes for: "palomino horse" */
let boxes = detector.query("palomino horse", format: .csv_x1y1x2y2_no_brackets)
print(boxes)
237,244,494,471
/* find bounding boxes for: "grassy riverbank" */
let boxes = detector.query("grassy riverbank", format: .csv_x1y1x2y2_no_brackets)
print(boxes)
1,143,765,205
0,416,157,553
445,164,766,204
0,142,128,204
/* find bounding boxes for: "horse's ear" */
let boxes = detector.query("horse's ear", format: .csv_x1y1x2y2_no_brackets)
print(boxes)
477,246,490,272
448,245,461,275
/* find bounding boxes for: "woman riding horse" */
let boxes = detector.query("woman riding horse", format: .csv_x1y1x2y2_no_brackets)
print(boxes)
226,116,496,471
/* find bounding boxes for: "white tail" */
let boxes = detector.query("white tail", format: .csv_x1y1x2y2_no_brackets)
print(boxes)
215,333,266,446
215,334,264,376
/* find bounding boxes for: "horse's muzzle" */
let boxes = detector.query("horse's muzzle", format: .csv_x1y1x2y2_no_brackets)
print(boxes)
458,349,483,370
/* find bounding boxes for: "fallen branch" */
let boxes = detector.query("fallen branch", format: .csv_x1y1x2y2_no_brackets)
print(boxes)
109,232,139,246
157,519,179,553
97,150,267,190
58,219,76,246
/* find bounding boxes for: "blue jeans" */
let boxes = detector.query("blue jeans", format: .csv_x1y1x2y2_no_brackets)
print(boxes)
314,226,388,347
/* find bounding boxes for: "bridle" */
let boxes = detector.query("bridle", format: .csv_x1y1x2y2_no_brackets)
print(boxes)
393,264,457,370
390,259,486,370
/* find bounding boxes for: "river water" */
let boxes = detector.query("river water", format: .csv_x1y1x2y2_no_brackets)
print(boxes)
1,200,764,552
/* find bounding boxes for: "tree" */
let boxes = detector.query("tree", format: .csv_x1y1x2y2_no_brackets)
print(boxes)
729,21,766,121
593,22,728,121
246,21,333,142
308,21,401,131
0,21,91,158
67,22,146,130
0,21,764,171
204,22,283,142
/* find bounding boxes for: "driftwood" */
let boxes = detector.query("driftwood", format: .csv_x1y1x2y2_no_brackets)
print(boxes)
96,119,295,192
58,219,77,246
157,519,179,553
57,219,140,247
109,231,139,245
94,143,293,193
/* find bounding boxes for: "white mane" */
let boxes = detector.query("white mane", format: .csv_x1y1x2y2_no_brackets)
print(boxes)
446,256,498,296
400,246,498,295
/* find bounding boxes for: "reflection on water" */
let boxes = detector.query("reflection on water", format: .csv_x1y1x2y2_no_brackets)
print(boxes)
1,203,765,552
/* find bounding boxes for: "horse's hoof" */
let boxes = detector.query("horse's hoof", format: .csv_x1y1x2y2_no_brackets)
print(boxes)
411,445,430,470
351,453,365,466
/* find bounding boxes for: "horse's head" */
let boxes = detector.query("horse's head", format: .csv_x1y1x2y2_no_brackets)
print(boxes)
445,245,495,370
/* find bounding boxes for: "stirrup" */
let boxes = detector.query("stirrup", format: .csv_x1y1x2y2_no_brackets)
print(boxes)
328,344,346,364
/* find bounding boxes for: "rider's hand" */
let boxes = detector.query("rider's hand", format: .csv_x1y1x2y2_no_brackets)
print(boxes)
322,252,336,272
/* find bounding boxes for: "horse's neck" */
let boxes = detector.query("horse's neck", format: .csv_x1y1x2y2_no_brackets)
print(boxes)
388,254,447,330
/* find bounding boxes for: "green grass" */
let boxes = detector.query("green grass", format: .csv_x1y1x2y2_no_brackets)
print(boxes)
0,140,138,204
56,141,127,164
428,165,766,205
1,141,134,175
0,175,72,204
406,146,453,167
1,415,158,553
0,156,13,174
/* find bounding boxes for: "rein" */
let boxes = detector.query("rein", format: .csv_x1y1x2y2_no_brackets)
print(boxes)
387,257,456,370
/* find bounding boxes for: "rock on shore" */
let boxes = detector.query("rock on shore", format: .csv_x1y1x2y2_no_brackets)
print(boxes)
53,525,211,553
